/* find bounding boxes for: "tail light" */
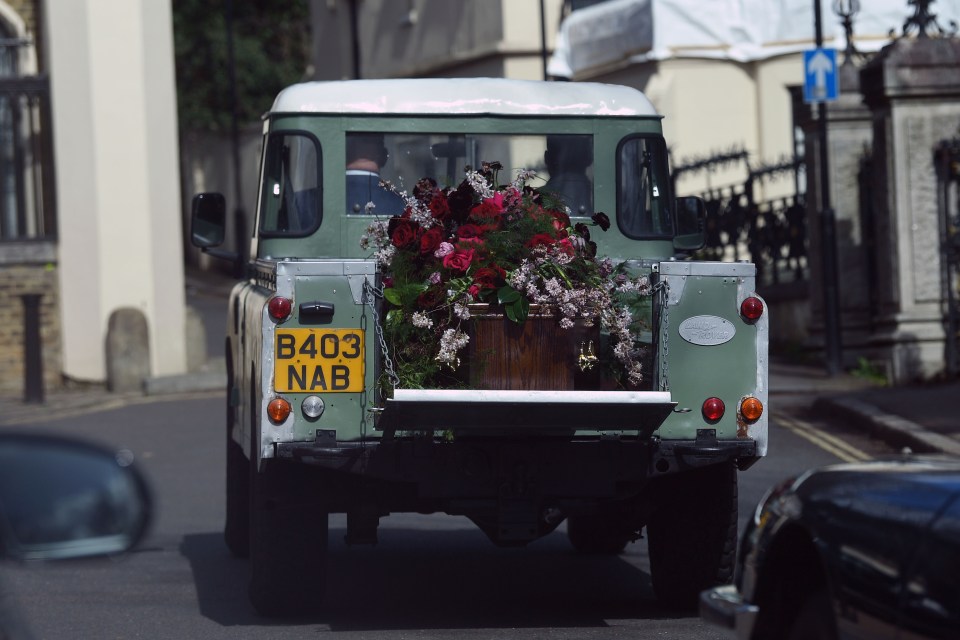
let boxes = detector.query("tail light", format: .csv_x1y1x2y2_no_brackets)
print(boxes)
740,296,764,322
739,396,764,423
267,397,292,424
702,397,725,422
268,296,292,321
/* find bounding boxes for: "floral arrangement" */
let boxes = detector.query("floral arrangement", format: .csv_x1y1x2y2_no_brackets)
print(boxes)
360,162,653,390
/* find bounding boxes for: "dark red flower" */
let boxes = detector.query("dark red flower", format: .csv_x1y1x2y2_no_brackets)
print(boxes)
592,211,611,231
428,193,451,221
417,286,445,309
473,266,505,290
413,177,439,202
547,209,570,232
574,222,591,242
456,223,484,240
419,227,444,255
448,181,476,222
468,201,503,231
525,233,556,248
389,217,418,248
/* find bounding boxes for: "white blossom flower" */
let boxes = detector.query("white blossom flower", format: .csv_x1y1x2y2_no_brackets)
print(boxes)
411,312,434,329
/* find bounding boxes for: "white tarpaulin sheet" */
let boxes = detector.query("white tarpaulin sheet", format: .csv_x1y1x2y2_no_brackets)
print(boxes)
548,0,960,77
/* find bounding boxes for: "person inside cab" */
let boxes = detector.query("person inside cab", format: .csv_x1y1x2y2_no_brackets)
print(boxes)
543,135,594,215
346,133,405,215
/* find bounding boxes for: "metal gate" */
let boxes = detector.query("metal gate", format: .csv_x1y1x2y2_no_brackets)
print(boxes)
672,151,807,288
0,37,56,241
936,137,960,376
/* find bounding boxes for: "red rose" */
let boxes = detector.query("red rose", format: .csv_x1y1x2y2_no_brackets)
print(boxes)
558,238,575,256
429,193,451,221
525,233,556,248
389,218,418,248
457,223,484,240
468,201,502,231
420,227,444,255
547,209,570,232
468,284,481,299
417,286,445,309
473,266,504,290
442,248,475,272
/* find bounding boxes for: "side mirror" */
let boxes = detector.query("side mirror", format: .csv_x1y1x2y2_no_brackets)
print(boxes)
0,432,152,561
673,195,706,252
190,192,227,249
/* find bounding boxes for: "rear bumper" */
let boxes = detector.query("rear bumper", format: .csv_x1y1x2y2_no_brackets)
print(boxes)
699,584,759,640
377,389,675,435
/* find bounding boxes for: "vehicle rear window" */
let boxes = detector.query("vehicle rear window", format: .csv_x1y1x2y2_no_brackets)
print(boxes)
346,132,595,217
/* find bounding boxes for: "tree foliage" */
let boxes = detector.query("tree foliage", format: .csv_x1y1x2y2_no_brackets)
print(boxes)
173,0,310,132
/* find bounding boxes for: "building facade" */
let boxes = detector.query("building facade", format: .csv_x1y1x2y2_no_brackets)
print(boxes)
0,0,187,394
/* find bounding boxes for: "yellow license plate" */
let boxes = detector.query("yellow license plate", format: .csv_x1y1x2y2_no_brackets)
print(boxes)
274,329,365,393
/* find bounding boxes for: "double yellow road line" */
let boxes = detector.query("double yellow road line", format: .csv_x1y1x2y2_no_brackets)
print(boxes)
773,411,872,463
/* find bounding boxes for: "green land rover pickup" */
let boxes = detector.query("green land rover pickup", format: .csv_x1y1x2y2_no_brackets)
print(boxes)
191,78,768,617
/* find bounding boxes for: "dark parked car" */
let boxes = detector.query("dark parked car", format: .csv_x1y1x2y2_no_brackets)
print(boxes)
0,431,152,639
700,455,960,639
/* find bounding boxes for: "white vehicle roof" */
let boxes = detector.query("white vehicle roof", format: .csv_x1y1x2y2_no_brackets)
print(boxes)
271,78,659,117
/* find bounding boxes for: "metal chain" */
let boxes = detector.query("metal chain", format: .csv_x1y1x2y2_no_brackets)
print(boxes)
363,280,400,389
653,279,670,391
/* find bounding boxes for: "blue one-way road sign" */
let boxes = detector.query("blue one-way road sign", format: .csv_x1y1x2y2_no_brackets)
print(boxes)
803,48,839,103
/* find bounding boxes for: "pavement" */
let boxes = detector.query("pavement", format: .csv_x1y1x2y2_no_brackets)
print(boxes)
2,267,959,458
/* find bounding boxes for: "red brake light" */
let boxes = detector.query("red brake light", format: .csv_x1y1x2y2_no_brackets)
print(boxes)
268,296,292,321
702,397,725,422
740,296,764,322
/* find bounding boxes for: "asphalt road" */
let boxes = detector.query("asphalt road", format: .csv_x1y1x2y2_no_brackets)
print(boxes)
0,395,895,640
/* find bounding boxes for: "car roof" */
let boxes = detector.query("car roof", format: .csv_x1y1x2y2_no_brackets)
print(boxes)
270,78,659,117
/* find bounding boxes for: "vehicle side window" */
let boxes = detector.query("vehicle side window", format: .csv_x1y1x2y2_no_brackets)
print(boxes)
259,130,322,236
617,136,672,239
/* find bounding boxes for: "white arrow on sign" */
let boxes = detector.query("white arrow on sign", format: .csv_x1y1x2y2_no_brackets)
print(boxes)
808,50,834,98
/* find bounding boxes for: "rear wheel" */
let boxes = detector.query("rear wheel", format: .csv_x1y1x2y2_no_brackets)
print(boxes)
223,349,250,558
248,462,328,617
646,461,738,609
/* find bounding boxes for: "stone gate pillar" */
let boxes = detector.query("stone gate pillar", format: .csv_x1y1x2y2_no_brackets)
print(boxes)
860,36,960,382
795,61,875,365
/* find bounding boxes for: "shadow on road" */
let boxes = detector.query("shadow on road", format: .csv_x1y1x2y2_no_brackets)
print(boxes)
181,523,690,632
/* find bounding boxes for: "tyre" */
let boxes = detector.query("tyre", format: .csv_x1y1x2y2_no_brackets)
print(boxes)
223,349,250,557
646,461,737,609
248,460,329,617
567,513,632,555
224,435,250,557
786,588,837,640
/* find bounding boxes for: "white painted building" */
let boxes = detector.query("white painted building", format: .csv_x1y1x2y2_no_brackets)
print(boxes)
0,0,186,388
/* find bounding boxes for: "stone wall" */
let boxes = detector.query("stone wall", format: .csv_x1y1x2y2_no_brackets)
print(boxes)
0,242,62,393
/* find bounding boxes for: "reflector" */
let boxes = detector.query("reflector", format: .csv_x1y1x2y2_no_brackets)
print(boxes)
268,296,292,321
740,397,763,423
702,397,725,422
267,397,292,424
740,296,764,322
